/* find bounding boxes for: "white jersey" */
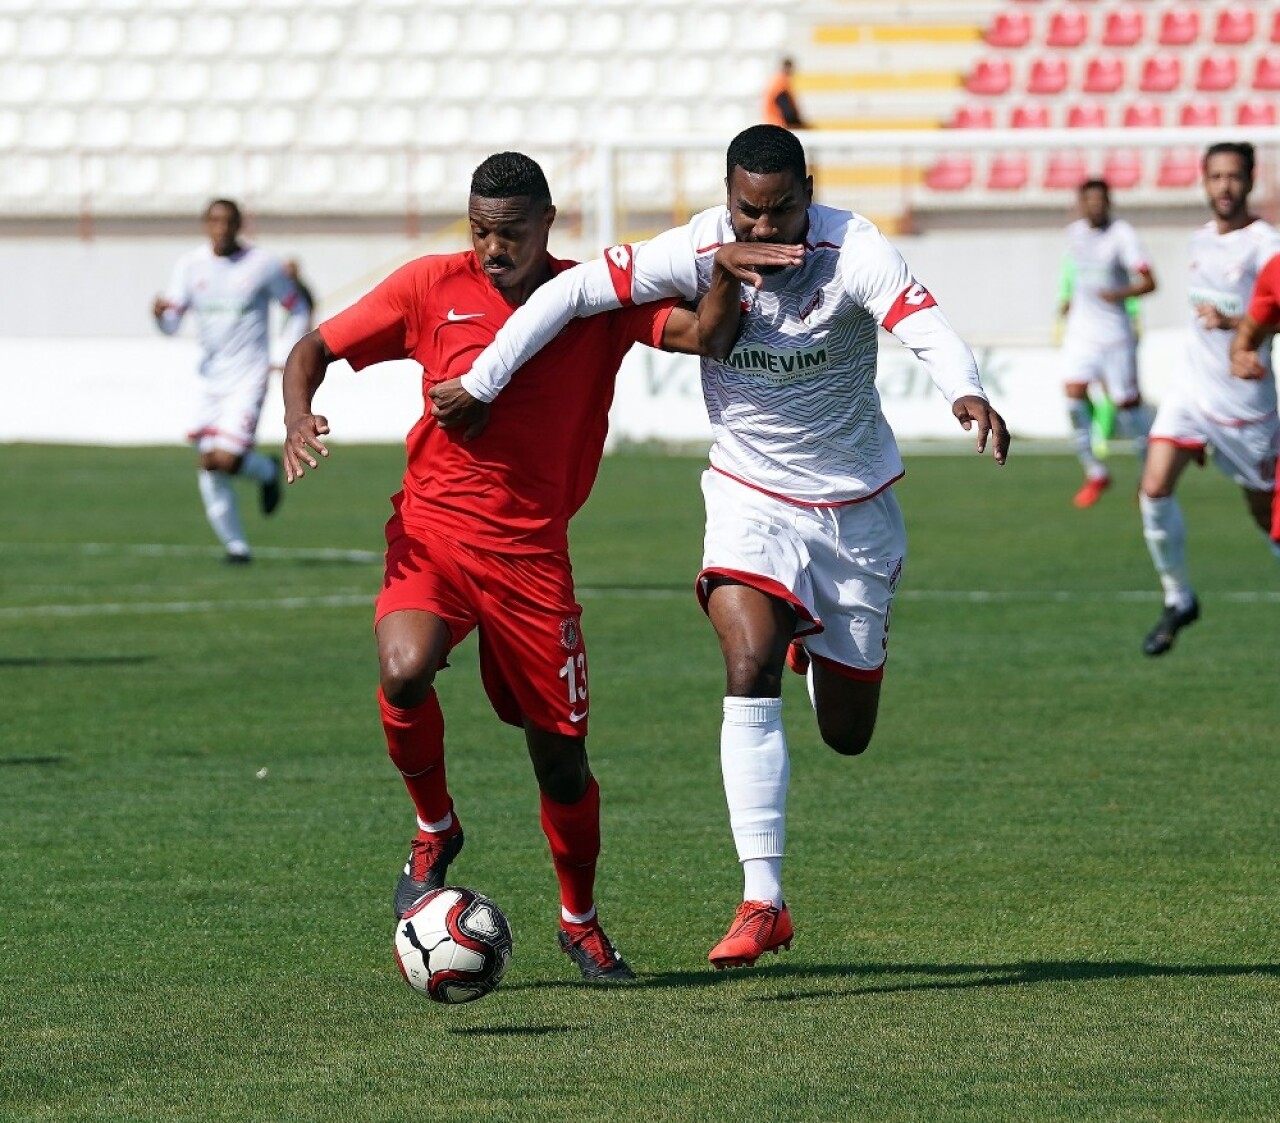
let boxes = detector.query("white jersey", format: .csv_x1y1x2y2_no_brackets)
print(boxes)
157,243,309,386
462,203,985,504
1185,218,1280,422
1062,218,1149,349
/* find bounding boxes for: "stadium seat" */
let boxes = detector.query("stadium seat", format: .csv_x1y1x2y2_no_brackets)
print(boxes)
519,11,570,54
1027,56,1069,95
416,104,469,146
1252,51,1280,91
1123,100,1164,128
22,106,76,150
77,106,131,150
242,105,296,147
8,155,52,199
131,106,187,150
347,12,403,56
1195,53,1238,93
469,11,516,52
987,154,1030,190
1213,5,1255,46
1046,10,1088,48
72,16,127,58
1236,98,1277,126
1178,99,1220,127
185,106,240,150
208,60,264,104
43,61,100,105
1082,55,1125,94
950,104,994,129
180,15,235,57
325,58,381,101
986,11,1032,48
624,9,678,52
1043,153,1088,190
966,57,1012,96
1272,11,1280,44
1157,7,1199,47
403,12,460,56
924,156,973,191
1156,149,1200,188
1103,149,1143,189
97,154,162,202
300,104,359,148
234,13,290,57
336,154,394,201
1011,103,1051,128
154,59,209,103
0,61,44,104
289,13,344,55
1067,103,1107,128
575,10,625,53
17,16,72,58
1139,54,1181,93
1102,8,1144,48
268,59,324,102
125,15,181,57
0,107,17,147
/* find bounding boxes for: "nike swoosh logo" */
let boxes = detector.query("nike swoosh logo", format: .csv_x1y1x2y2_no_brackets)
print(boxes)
568,709,587,723
446,309,485,322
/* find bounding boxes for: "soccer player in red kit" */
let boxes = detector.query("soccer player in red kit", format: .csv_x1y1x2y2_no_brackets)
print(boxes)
280,152,796,981
1229,252,1280,548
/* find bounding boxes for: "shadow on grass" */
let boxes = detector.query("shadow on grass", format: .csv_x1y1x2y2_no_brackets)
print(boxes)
0,655,157,668
449,1025,574,1037
0,755,65,767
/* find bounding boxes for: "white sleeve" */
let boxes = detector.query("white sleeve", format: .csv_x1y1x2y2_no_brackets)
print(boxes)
156,258,189,335
1118,222,1151,274
267,259,312,353
460,224,698,402
842,228,986,405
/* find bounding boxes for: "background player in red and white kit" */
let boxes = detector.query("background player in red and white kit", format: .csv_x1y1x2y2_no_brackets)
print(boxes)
431,126,1009,970
154,199,310,563
1139,143,1280,657
1059,179,1157,508
280,152,792,982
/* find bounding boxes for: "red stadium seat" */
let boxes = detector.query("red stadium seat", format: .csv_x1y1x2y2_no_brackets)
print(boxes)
1213,5,1255,46
1082,55,1125,93
1043,152,1089,190
1252,51,1280,91
1139,54,1182,93
1011,103,1051,128
1067,103,1107,128
1237,98,1277,126
1103,149,1143,189
986,11,1032,48
1158,7,1200,47
1195,53,1238,92
1123,100,1164,128
924,156,973,191
950,104,994,129
1102,8,1144,48
966,57,1013,96
1179,99,1220,127
1046,10,1088,48
1027,56,1069,95
1272,11,1280,44
987,154,1030,190
1156,149,1200,188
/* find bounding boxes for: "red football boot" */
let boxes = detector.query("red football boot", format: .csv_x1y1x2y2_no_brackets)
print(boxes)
708,901,794,969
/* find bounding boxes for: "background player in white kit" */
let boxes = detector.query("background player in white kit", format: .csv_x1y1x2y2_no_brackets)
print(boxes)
429,125,1009,969
1139,143,1280,656
1059,179,1157,508
153,199,311,564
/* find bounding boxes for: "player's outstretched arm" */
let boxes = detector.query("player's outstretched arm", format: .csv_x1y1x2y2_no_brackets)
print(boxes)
282,330,334,483
1229,314,1268,381
952,396,1010,464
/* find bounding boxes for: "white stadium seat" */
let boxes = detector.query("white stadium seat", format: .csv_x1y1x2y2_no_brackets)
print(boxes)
77,106,132,150
359,104,416,147
160,152,221,199
181,14,235,58
469,11,515,52
43,61,101,105
99,60,155,104
299,104,360,149
98,154,163,202
131,105,188,150
403,11,460,57
623,10,677,53
0,18,13,54
434,59,491,101
380,58,435,102
126,15,180,57
21,106,75,149
518,10,568,55
289,12,343,56
0,107,20,146
555,58,602,99
0,60,43,103
334,153,393,200
348,12,403,57
7,156,52,199
242,105,297,148
265,59,323,103
321,58,381,103
417,104,470,147
153,59,210,104
275,153,339,201
234,13,290,58
502,59,546,102
572,10,623,54
72,14,127,56
18,15,72,58
209,60,265,105
185,105,240,150
466,104,524,147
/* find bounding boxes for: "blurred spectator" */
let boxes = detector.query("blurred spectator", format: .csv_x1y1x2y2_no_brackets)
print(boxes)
762,58,808,130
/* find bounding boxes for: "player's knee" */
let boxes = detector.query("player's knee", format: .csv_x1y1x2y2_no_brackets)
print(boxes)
200,450,241,473
724,652,783,698
528,735,589,803
818,716,876,756
379,646,437,708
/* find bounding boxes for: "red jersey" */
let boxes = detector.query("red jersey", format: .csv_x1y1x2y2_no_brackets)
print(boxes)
1248,252,1280,327
319,252,676,554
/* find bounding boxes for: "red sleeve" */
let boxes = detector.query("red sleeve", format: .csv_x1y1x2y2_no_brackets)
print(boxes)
1248,254,1280,327
318,259,434,370
616,297,680,347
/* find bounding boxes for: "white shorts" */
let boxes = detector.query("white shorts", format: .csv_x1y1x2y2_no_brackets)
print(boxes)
188,372,268,455
1062,338,1140,404
697,469,907,679
1149,389,1280,492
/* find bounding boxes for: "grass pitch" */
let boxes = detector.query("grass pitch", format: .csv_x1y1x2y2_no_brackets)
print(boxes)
1,443,1277,1123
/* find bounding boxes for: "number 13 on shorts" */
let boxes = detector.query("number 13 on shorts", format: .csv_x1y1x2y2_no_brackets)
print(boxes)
558,653,588,723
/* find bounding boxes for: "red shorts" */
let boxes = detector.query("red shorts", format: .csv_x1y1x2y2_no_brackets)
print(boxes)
376,521,590,737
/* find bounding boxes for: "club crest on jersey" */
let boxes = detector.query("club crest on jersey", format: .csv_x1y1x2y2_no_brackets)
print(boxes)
559,617,581,652
798,290,823,324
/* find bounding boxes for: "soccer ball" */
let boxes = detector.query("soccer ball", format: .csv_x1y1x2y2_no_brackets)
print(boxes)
393,887,513,1004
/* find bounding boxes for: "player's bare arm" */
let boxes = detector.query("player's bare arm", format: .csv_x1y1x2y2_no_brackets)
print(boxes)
1101,268,1157,304
281,329,334,482
1229,314,1269,380
952,395,1010,465
1196,303,1239,331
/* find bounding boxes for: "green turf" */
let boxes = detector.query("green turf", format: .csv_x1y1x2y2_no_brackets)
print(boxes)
1,443,1277,1123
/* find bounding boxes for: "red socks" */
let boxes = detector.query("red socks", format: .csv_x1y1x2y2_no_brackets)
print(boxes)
540,777,601,919
379,688,451,825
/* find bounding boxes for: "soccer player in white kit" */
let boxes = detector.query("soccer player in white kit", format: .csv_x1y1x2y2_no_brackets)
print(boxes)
1139,143,1280,656
428,126,1010,968
153,199,311,563
1059,179,1157,507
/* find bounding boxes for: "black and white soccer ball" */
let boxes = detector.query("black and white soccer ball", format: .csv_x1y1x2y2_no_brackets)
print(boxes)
393,887,513,1004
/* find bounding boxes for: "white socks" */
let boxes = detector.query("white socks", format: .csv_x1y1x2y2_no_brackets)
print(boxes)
721,696,788,907
1116,403,1152,463
417,811,453,833
1140,493,1194,609
239,450,277,484
197,469,248,557
1068,399,1106,478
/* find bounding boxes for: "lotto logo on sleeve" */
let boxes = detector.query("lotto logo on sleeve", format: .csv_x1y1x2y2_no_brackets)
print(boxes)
603,243,637,307
882,281,937,331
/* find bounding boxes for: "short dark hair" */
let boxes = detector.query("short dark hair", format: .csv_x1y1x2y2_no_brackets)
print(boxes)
204,198,241,221
470,152,552,205
726,124,807,184
1079,179,1109,196
1202,141,1255,178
